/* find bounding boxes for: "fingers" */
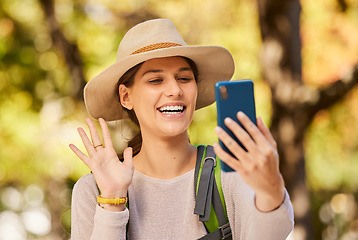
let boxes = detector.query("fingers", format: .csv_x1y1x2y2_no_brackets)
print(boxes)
69,144,90,166
215,112,279,168
77,127,96,156
224,112,274,156
99,118,114,149
236,114,278,161
123,147,133,165
86,118,102,149
73,118,113,159
236,112,269,149
223,117,259,155
257,117,277,149
214,126,248,162
213,142,242,172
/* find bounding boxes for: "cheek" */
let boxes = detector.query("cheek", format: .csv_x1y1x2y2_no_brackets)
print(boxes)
131,88,159,112
187,83,198,103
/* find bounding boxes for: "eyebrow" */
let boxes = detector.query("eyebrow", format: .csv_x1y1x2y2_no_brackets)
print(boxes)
141,69,162,77
141,67,193,77
178,67,192,72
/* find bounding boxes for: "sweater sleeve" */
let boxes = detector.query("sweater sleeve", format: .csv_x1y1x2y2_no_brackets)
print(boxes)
222,171,294,240
70,174,129,240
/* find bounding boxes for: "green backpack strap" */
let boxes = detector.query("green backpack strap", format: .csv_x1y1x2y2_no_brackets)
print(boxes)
194,145,232,240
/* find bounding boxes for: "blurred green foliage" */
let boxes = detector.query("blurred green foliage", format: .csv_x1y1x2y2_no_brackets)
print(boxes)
0,0,357,239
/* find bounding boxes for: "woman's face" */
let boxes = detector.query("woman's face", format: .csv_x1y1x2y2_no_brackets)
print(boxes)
120,56,198,138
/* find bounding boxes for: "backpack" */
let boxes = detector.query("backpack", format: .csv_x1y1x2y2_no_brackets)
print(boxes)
194,145,232,240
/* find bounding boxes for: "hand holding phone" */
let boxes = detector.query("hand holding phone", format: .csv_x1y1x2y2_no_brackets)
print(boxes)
215,80,257,172
214,80,286,212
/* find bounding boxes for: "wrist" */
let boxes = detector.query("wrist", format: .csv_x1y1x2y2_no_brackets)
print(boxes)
97,196,128,204
255,187,285,212
100,189,128,199
97,195,128,212
98,203,126,212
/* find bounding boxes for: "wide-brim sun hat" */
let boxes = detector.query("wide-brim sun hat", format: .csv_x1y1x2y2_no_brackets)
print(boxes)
84,18,235,121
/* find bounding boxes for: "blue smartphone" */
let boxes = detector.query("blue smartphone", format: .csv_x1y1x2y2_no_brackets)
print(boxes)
215,80,257,172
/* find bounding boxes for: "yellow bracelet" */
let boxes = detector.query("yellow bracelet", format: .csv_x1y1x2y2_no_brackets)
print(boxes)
97,196,128,205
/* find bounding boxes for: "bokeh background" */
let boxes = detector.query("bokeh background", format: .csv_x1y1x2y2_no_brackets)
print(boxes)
0,0,358,239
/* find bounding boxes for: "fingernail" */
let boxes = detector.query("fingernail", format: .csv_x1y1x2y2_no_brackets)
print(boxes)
214,126,222,133
225,117,233,124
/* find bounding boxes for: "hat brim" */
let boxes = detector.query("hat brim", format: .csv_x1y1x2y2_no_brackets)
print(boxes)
84,45,235,121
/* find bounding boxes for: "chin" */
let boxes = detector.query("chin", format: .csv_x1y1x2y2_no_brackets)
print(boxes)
159,123,191,138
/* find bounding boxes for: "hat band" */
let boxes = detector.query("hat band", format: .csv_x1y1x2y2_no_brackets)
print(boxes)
131,42,182,55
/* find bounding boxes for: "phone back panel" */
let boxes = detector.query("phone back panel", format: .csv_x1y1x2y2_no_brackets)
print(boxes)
215,80,257,172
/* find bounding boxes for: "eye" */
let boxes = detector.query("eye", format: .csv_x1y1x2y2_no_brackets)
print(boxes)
177,76,193,82
148,78,163,84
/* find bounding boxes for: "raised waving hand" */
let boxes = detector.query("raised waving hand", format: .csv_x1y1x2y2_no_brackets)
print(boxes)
69,118,134,210
214,112,285,212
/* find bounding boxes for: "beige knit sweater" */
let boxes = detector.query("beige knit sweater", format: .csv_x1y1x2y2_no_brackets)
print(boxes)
71,169,294,240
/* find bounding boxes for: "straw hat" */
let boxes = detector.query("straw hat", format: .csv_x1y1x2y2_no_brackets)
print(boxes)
84,19,235,121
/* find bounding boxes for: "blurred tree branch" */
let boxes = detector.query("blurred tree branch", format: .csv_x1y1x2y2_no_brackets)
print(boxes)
117,9,159,28
38,0,158,101
39,0,86,100
308,63,358,117
337,0,348,12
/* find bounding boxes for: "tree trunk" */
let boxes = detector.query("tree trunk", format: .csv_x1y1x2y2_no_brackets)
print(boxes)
39,0,86,100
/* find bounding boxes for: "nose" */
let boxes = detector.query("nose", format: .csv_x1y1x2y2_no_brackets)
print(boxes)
164,78,183,97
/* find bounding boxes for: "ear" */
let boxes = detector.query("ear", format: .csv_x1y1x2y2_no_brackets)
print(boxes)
119,84,133,110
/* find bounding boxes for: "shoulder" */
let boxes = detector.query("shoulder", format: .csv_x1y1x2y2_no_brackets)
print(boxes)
72,173,99,199
74,173,97,188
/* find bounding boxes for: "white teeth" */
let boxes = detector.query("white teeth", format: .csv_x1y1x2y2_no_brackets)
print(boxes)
159,105,184,113
162,111,180,115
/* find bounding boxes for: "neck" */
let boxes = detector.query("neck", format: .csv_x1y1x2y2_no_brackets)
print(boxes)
133,131,197,179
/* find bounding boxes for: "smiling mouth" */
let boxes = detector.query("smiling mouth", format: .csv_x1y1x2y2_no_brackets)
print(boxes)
158,105,186,115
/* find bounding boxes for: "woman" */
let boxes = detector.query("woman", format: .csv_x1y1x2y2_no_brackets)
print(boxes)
69,19,294,239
